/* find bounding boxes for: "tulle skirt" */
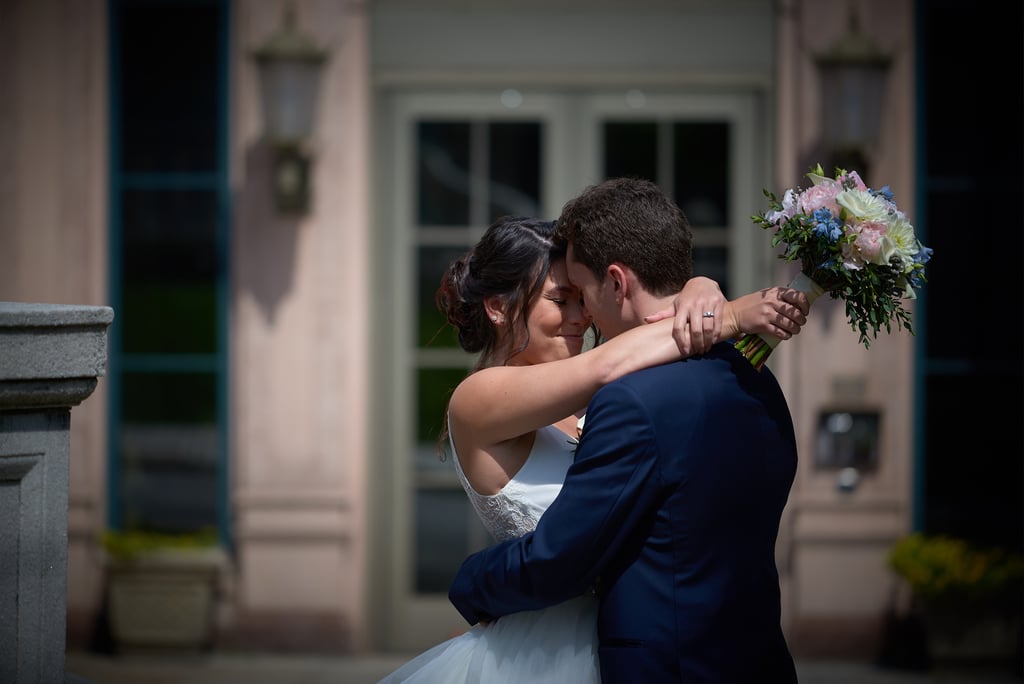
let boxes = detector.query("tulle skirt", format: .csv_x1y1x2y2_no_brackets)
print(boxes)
378,596,600,683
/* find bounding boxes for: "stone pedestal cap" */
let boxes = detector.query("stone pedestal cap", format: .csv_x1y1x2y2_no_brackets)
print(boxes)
0,302,115,409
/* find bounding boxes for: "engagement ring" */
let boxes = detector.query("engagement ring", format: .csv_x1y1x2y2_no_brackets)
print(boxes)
702,311,715,318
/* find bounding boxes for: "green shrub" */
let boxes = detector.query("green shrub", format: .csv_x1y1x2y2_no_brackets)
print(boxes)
888,533,1024,601
101,527,220,562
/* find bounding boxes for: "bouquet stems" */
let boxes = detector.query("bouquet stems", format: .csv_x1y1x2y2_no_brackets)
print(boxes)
735,271,825,371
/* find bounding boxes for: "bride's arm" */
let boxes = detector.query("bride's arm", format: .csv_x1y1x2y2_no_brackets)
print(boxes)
653,284,810,355
448,314,691,445
449,278,806,445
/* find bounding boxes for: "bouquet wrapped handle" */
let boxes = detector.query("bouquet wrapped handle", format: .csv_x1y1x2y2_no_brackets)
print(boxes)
734,272,825,371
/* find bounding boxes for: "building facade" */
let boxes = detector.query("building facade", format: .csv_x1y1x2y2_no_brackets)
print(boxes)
1,0,1019,660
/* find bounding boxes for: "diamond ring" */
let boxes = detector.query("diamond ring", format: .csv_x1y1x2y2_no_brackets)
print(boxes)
702,311,715,318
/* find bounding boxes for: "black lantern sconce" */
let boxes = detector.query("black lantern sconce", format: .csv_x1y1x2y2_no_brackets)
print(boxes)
251,2,329,214
815,2,891,178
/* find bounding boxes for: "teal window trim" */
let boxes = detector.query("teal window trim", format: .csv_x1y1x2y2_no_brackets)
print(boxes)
911,0,926,532
106,0,125,536
106,0,232,549
121,172,222,190
213,0,231,551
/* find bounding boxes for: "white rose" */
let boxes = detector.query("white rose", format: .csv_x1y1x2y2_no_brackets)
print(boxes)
837,190,888,222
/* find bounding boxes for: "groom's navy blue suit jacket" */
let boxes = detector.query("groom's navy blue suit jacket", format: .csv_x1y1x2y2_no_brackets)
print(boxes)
449,343,799,683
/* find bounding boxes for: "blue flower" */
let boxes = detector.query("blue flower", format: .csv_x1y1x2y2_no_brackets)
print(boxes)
811,208,843,242
905,245,933,289
914,244,933,266
873,185,894,201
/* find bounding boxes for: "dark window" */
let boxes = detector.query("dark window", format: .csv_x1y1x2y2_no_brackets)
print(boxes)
917,0,1023,551
110,0,228,540
417,122,471,226
488,122,542,220
603,119,732,293
120,190,219,354
604,122,658,181
673,122,729,227
119,3,221,173
418,246,467,349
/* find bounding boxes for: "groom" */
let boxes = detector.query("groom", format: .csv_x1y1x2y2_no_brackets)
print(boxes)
449,177,799,682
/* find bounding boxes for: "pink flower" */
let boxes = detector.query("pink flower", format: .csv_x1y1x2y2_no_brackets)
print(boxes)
798,183,841,214
838,170,869,191
852,223,888,264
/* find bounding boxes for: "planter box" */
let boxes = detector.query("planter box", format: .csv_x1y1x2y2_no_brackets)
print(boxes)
926,610,1021,664
921,594,1023,670
106,547,227,653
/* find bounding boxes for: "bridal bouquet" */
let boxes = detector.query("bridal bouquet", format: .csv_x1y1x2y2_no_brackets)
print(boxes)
735,164,932,370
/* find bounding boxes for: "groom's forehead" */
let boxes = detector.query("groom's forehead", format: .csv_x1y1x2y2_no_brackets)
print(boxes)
565,243,590,270
566,262,608,303
564,246,588,282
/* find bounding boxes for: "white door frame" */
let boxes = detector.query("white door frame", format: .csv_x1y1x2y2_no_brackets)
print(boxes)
375,87,766,652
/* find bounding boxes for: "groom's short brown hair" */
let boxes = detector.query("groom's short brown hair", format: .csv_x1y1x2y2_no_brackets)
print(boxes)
554,177,693,297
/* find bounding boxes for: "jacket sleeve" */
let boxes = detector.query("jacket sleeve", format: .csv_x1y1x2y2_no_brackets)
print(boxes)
448,380,683,625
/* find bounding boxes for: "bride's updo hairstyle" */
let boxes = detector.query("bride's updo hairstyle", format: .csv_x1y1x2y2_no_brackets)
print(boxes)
436,215,563,371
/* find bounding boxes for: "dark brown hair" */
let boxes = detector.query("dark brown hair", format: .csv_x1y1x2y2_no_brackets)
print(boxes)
436,216,563,371
434,216,566,457
554,177,693,295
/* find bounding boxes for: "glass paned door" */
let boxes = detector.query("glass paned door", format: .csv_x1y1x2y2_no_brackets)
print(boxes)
582,92,766,300
382,89,761,651
381,92,570,650
413,119,543,593
601,117,739,296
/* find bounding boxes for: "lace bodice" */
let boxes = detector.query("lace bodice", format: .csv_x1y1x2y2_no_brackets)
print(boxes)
450,425,578,541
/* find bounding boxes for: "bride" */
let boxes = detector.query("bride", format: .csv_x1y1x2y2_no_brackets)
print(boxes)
378,216,808,683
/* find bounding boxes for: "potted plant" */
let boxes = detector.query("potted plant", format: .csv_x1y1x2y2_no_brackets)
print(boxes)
101,527,228,653
888,533,1024,663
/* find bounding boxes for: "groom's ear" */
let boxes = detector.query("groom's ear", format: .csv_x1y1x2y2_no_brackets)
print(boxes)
607,264,627,303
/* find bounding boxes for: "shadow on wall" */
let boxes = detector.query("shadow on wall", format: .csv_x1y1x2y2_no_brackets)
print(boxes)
236,142,302,326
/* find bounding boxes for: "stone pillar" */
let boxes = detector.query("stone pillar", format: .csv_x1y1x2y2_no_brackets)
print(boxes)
0,302,113,684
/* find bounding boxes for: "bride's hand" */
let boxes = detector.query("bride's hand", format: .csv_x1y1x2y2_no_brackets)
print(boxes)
643,276,725,356
723,287,809,340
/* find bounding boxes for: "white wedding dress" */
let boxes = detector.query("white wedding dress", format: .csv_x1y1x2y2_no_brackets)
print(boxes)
378,424,600,683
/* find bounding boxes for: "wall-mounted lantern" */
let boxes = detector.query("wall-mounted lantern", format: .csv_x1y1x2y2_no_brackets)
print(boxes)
815,2,891,177
251,2,329,214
